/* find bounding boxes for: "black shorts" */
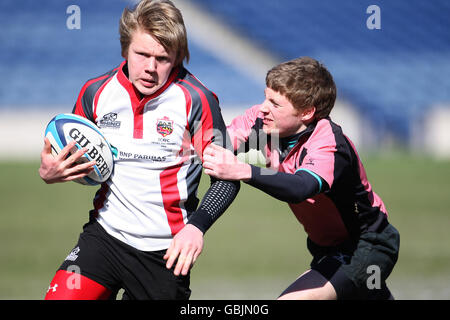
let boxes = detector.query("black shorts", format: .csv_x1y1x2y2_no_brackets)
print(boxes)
58,220,191,300
308,223,400,300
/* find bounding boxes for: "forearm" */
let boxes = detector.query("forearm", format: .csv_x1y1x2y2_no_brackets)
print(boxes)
246,166,324,203
187,178,240,233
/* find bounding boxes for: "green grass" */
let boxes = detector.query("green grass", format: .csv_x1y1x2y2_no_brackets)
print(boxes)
0,153,449,299
362,153,450,276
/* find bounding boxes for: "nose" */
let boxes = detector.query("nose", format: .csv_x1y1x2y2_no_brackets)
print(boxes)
260,99,270,113
146,57,156,72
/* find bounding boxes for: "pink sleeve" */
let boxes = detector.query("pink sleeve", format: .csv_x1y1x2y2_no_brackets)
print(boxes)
298,120,337,188
226,105,262,151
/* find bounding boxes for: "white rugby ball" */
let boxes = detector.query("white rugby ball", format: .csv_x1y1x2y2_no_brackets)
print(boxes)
44,113,116,185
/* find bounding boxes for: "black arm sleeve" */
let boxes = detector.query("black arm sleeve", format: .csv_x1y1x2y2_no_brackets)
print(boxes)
245,165,328,203
181,69,241,233
187,178,240,234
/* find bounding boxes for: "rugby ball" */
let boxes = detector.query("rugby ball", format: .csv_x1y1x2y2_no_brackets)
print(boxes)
44,113,116,185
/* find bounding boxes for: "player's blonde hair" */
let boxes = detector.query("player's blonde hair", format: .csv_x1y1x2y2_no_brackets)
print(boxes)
266,57,336,120
119,0,190,66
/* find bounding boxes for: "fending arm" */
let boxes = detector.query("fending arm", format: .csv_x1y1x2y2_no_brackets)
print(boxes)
187,178,240,233
246,166,328,203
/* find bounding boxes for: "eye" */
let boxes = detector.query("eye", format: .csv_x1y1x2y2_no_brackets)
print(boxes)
269,99,280,108
156,56,170,63
136,51,149,58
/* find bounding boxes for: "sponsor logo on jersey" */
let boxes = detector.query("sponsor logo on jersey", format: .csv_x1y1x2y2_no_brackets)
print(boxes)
99,112,121,129
156,117,173,137
118,151,167,162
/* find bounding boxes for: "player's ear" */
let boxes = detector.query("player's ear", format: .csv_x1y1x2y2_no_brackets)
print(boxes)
300,106,316,122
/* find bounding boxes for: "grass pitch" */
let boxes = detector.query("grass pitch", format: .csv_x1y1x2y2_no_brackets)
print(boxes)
0,152,449,299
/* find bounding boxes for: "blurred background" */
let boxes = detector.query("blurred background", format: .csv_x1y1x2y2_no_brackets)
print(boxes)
0,0,449,299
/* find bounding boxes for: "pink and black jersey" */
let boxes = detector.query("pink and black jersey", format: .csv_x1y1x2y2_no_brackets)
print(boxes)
73,61,238,251
228,105,388,247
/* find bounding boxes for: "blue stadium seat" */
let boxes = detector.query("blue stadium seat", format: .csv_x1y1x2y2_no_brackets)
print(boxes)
0,0,262,110
189,0,450,140
2,0,449,141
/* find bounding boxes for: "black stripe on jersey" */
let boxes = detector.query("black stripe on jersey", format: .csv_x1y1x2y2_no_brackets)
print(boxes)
236,117,267,154
324,120,387,239
176,68,230,150
299,147,308,165
344,136,388,233
184,163,202,213
72,66,119,122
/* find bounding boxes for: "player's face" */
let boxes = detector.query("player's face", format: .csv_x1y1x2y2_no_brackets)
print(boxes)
125,28,177,96
260,87,307,138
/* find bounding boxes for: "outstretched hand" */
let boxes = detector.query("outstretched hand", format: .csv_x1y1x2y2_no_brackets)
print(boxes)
164,224,204,276
39,137,96,184
203,143,251,181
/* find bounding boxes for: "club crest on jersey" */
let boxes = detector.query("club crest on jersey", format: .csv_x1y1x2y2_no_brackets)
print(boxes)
156,117,174,137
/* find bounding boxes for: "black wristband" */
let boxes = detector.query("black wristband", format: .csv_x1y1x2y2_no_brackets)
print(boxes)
186,208,211,234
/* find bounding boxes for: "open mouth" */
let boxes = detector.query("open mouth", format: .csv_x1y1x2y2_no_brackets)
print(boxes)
140,78,156,87
263,118,273,125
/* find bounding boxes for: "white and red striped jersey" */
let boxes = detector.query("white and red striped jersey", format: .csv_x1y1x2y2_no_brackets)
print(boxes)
73,61,231,251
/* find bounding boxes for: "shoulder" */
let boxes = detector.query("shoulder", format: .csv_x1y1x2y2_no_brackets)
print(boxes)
81,65,120,98
73,64,121,119
175,68,219,105
315,117,338,134
315,118,354,154
308,118,344,146
306,118,356,170
228,104,263,129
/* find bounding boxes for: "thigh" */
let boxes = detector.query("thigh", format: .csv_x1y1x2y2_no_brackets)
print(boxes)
277,269,337,300
45,269,112,300
121,249,191,300
339,224,400,299
45,222,122,299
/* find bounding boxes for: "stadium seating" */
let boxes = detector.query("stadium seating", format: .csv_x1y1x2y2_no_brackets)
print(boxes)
189,0,450,140
0,0,263,109
2,0,449,142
